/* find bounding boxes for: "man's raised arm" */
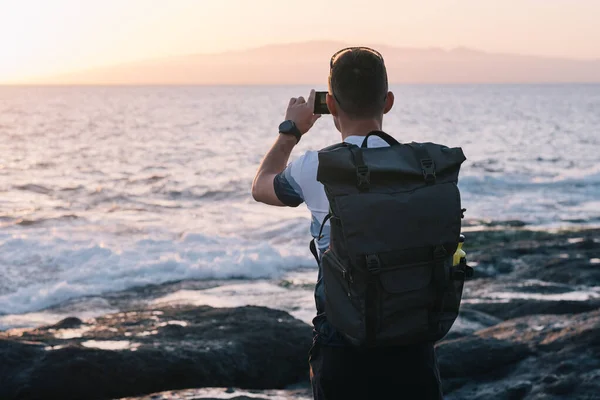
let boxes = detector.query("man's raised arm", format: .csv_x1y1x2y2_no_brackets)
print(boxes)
251,90,321,206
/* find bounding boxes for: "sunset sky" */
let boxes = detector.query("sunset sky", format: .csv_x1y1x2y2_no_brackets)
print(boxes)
1,0,599,83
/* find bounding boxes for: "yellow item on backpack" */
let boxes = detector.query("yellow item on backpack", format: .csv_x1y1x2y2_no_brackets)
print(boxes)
453,234,466,266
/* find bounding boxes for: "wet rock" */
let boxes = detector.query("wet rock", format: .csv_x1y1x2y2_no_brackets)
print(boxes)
462,219,528,228
445,309,503,340
543,374,577,395
517,256,600,286
465,227,600,285
196,397,267,400
442,310,600,399
483,220,528,228
436,336,531,379
475,310,600,350
505,381,532,399
0,306,312,400
465,299,600,320
541,374,559,384
47,317,84,330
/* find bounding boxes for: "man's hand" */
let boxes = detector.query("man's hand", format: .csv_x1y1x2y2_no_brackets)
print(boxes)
285,89,321,136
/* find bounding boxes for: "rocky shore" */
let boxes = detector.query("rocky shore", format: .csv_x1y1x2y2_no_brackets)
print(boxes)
0,306,312,400
1,226,599,399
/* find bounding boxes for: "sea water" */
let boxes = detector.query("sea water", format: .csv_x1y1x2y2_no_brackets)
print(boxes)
0,84,599,327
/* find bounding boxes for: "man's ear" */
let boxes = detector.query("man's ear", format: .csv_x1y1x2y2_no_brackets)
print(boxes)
383,91,395,115
326,93,338,117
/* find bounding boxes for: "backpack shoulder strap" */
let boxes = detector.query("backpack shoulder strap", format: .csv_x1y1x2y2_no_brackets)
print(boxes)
309,213,332,264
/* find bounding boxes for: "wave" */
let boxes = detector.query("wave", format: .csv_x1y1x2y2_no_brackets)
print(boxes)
459,169,600,191
0,231,314,316
31,162,57,169
162,188,246,201
127,175,170,185
14,215,82,227
59,185,85,192
14,184,53,195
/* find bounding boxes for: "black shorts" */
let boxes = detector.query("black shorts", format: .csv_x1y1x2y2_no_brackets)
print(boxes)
309,341,443,400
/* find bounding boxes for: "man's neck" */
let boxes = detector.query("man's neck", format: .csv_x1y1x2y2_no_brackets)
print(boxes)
339,118,383,141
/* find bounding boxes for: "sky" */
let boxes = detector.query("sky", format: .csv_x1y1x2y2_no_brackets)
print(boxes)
1,0,599,83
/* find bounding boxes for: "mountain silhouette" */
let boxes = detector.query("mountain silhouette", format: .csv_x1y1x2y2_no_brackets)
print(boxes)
34,41,600,84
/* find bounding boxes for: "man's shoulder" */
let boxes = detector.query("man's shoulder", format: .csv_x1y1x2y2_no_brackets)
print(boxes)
290,149,319,171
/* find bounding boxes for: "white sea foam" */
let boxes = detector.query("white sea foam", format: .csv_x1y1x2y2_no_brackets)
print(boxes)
81,340,140,351
0,228,314,316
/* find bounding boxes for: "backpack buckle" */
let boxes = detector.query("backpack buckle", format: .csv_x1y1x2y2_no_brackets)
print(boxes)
365,254,381,275
420,159,436,184
356,165,370,190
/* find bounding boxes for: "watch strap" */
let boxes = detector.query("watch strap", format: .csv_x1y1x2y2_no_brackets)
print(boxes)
279,120,302,143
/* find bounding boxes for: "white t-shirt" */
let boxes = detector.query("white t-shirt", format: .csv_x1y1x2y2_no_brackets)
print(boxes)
273,135,390,252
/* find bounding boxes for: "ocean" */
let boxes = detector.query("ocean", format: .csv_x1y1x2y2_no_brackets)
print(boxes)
1,84,599,330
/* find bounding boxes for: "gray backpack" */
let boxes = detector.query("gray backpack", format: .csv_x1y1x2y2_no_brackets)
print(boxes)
315,131,471,347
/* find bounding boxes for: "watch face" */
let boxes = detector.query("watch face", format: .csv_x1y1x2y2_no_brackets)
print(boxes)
279,120,294,133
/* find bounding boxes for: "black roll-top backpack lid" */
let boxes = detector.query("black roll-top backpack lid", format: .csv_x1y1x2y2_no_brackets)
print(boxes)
316,131,469,347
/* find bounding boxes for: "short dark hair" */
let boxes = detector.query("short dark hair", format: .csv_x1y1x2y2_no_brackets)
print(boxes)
328,48,389,119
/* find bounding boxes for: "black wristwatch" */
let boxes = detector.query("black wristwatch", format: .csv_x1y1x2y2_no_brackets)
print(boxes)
278,120,302,143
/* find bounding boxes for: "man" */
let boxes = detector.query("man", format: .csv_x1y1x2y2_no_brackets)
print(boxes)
252,48,443,399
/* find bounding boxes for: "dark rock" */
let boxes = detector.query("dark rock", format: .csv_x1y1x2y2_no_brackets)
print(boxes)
462,219,528,228
483,220,528,228
506,380,532,399
465,227,600,285
194,397,267,400
0,306,312,400
441,310,600,399
554,361,576,374
436,337,531,379
444,308,503,340
543,374,578,395
459,308,504,326
495,259,515,273
518,256,600,286
541,374,559,384
46,317,84,330
465,299,600,320
474,310,600,351
441,378,469,394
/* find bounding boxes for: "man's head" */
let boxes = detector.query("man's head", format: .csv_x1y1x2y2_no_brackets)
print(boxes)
326,47,394,133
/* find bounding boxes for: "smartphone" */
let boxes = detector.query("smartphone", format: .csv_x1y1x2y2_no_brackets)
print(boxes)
314,91,330,115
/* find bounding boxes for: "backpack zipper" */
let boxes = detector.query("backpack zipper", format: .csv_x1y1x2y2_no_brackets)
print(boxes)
324,251,353,298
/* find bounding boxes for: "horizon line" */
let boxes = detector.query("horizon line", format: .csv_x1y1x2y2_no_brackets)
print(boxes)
5,39,600,85
3,82,600,88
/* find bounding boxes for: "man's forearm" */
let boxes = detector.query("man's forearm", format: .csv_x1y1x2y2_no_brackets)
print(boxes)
255,134,297,177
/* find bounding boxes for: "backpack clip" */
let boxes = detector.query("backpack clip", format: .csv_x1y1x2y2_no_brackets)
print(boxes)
349,146,370,191
356,165,370,191
365,254,381,275
421,159,436,184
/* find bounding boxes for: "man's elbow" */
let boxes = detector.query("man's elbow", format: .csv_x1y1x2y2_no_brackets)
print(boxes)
251,177,265,203
251,183,261,202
